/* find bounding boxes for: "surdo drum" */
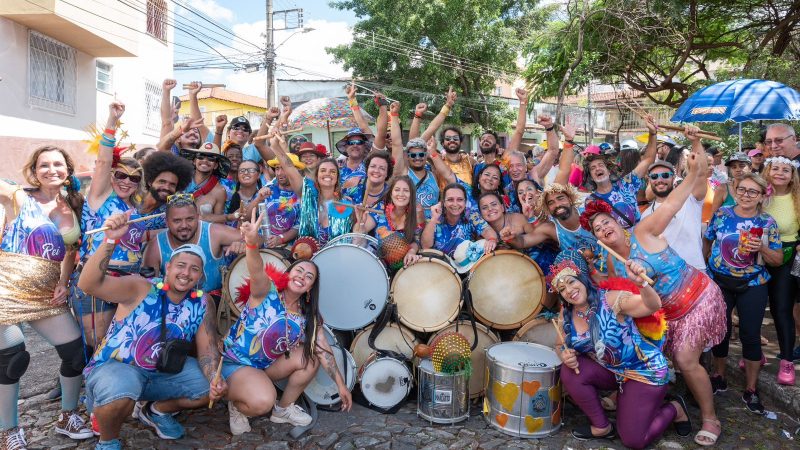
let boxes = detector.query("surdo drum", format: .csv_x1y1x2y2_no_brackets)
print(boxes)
391,251,462,332
513,317,560,349
223,248,291,315
358,353,413,410
349,323,419,370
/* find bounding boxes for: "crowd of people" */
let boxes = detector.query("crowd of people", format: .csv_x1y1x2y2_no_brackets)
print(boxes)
0,78,798,450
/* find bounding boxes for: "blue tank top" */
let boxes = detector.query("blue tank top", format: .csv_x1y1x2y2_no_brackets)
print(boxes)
554,215,606,272
155,221,224,293
223,286,306,369
79,192,147,270
1,192,67,262
408,168,439,220
85,279,206,374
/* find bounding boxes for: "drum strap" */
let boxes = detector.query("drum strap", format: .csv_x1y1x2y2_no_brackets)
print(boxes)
367,303,408,362
462,283,479,351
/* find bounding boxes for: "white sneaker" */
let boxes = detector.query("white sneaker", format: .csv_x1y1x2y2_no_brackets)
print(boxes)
54,410,93,440
269,403,312,426
0,427,27,450
131,401,145,419
228,402,251,435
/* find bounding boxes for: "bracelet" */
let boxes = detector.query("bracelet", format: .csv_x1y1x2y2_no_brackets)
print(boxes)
589,268,597,275
641,280,649,288
430,152,440,158
390,112,400,117
245,243,258,250
563,142,575,149
545,125,555,132
351,105,360,110
440,105,451,115
486,237,497,242
414,112,423,118
565,139,575,145
104,128,116,136
105,238,118,246
215,131,223,135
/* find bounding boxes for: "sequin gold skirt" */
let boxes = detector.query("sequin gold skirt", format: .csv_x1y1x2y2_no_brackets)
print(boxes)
0,252,68,324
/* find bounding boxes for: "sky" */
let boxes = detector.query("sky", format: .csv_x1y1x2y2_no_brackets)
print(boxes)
173,0,356,98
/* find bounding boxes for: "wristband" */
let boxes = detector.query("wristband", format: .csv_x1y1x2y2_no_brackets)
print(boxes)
545,125,555,132
440,105,451,115
430,152,440,159
565,139,575,145
563,142,575,149
351,105,360,110
641,280,648,287
104,128,116,136
215,131,223,135
390,112,400,117
486,237,497,242
414,112,423,118
105,238,118,246
589,268,597,275
245,243,258,250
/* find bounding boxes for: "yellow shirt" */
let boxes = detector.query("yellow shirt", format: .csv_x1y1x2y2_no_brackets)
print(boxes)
764,193,799,243
440,154,473,189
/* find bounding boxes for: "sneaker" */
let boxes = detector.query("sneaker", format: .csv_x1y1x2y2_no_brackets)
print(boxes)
90,413,100,437
742,390,764,415
710,375,728,394
95,438,122,450
46,383,61,401
228,402,251,435
131,401,145,419
137,402,185,440
269,403,312,427
777,359,796,386
738,355,766,370
792,346,800,362
54,410,93,440
0,427,27,450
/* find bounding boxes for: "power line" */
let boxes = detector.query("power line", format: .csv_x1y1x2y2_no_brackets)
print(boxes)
166,0,263,52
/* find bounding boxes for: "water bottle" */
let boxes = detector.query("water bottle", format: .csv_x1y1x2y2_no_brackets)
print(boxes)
258,203,271,246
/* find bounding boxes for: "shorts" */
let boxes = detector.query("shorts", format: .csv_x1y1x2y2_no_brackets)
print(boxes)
85,357,209,410
221,359,247,380
68,270,117,317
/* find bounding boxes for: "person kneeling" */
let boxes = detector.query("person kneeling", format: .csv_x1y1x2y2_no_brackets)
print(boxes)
221,210,352,435
78,212,226,450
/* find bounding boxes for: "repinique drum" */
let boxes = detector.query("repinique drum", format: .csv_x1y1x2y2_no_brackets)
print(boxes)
391,253,462,332
417,359,469,424
513,317,559,349
350,323,419,370
468,250,545,330
484,342,562,438
275,325,356,407
223,248,291,315
428,320,499,399
312,234,389,330
358,353,412,409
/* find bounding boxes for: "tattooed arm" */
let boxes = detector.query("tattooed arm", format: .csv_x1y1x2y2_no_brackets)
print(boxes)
315,324,353,411
77,212,149,305
196,297,227,401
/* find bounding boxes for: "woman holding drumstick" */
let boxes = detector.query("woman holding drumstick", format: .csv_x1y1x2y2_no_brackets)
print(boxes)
580,126,726,446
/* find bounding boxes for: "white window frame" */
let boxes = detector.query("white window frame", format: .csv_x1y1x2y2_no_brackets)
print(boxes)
96,60,113,93
143,79,163,137
28,30,77,115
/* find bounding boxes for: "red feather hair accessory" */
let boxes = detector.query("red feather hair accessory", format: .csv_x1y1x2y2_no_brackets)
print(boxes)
599,277,667,343
234,263,291,307
579,200,614,232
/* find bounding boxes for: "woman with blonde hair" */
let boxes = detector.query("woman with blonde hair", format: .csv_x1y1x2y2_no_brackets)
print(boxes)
763,157,800,385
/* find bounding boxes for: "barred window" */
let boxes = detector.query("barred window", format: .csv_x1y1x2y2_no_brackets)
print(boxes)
96,61,113,93
143,79,162,136
28,31,77,115
146,0,167,42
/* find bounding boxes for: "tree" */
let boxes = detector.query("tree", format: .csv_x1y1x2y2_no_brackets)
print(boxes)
327,0,545,132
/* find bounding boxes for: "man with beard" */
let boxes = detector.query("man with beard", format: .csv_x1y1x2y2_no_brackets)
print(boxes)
139,152,194,229
261,154,304,246
437,126,476,189
641,160,708,271
179,142,230,221
336,127,373,185
142,195,247,299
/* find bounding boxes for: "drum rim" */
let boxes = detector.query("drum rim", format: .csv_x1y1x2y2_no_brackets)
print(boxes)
484,341,562,372
467,250,546,330
391,257,463,332
349,323,418,363
324,232,380,250
429,319,499,399
358,354,413,407
223,249,291,315
512,317,555,342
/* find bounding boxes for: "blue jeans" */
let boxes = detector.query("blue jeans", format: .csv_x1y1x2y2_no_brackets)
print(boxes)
85,358,209,410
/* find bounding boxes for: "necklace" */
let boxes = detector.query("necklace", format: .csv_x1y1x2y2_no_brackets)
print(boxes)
575,305,594,320
279,291,298,359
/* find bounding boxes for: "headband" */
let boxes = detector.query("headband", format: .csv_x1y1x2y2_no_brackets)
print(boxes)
579,200,614,232
765,156,800,169
546,259,580,293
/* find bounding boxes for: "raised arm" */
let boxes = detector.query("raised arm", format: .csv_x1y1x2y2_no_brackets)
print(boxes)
553,124,577,186
532,114,563,182
212,114,228,149
409,103,427,140
241,210,272,303
270,131,304,196
389,101,407,176
186,81,210,142
88,101,126,209
157,116,204,152
373,94,389,150
508,88,529,151
160,79,177,138
632,115,658,178
420,87,457,142
614,260,662,318
345,82,374,136
253,106,280,161
426,137,456,185
277,96,292,130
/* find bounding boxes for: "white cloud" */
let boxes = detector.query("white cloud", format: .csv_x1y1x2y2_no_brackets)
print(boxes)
184,0,235,22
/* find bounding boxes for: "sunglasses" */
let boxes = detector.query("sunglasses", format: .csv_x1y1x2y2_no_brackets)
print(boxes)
346,139,366,146
194,154,218,162
648,172,673,180
408,151,427,159
238,168,259,174
443,136,460,142
167,193,195,204
112,171,142,184
231,125,251,132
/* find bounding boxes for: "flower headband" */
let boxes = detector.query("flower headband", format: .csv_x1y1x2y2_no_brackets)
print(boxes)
765,156,800,169
579,200,614,232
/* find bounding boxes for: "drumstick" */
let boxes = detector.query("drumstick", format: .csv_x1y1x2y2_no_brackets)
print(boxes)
183,83,226,89
253,128,305,141
332,201,384,215
208,357,224,409
620,102,721,141
85,213,166,235
596,240,656,286
552,318,579,375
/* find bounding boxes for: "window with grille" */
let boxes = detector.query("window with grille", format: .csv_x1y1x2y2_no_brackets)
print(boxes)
146,0,167,42
96,61,113,93
28,31,77,114
143,79,162,136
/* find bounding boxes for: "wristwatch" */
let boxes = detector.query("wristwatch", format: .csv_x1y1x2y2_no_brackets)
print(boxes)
278,234,284,243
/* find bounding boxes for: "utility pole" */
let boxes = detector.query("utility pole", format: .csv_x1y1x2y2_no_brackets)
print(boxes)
264,1,303,106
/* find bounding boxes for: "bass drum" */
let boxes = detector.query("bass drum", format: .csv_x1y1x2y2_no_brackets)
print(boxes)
468,250,545,330
350,323,419,370
358,353,412,410
222,248,291,316
312,234,389,330
428,320,499,399
391,253,462,332
513,317,559,349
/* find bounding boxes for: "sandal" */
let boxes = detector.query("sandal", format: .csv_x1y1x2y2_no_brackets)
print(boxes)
670,395,692,437
694,418,721,446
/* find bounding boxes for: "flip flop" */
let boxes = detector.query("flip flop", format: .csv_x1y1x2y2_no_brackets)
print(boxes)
694,418,721,446
671,394,692,437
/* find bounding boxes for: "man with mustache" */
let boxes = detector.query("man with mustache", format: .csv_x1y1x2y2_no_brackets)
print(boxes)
139,152,194,229
641,160,708,271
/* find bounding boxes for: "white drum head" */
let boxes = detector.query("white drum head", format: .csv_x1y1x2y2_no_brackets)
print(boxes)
305,347,356,406
513,318,559,349
486,342,561,369
225,250,290,314
350,323,418,370
360,358,412,409
313,244,389,330
391,258,461,332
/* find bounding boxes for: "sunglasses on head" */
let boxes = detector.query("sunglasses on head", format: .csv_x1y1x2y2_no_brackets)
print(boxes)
346,139,366,146
648,172,673,180
167,193,195,205
408,151,427,159
112,171,142,184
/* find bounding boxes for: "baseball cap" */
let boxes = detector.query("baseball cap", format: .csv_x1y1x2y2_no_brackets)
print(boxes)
725,152,751,166
647,160,676,173
747,149,763,157
229,116,252,131
170,244,207,267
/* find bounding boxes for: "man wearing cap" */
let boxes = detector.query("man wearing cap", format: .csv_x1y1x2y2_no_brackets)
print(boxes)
180,142,231,221
710,151,751,217
79,213,225,449
296,142,328,169
336,127,373,185
143,195,249,299
262,153,304,246
747,147,765,174
765,123,799,161
641,159,708,271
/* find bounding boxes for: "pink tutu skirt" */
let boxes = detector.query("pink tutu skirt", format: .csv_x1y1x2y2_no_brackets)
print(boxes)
663,281,726,357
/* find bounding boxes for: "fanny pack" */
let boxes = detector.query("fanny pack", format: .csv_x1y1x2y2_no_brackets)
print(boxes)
782,241,798,265
710,269,756,294
156,294,192,374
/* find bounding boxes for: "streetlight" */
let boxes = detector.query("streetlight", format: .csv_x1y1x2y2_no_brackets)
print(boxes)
274,27,315,51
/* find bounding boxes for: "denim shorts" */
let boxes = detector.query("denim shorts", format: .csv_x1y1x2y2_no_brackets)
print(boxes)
85,357,209,409
68,270,116,317
221,359,247,380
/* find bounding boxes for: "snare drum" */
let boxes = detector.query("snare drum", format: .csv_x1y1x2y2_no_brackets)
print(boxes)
391,254,461,332
358,353,412,409
428,320,499,399
223,249,291,315
513,317,559,349
417,359,469,424
484,342,562,438
468,250,545,330
350,323,419,370
274,325,356,407
312,234,389,330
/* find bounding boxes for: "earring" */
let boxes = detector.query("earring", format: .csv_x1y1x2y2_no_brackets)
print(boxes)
623,230,631,247
156,281,170,292
190,288,204,299
304,292,311,304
